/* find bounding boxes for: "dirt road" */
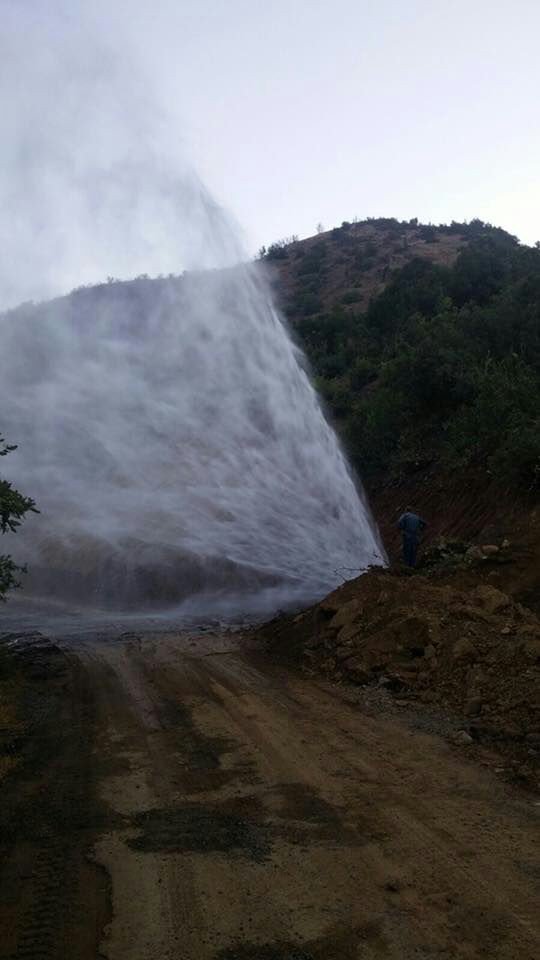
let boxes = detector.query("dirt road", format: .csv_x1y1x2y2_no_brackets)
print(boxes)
2,628,540,959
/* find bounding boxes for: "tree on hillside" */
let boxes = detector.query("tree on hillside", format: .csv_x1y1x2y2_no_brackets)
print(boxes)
287,226,540,491
0,435,38,600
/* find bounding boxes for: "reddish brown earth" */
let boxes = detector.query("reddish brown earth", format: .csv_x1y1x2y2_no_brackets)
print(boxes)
368,470,540,613
259,527,540,793
266,222,465,321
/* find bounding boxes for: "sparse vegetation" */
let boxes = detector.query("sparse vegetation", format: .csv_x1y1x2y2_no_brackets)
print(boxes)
0,436,38,600
262,218,540,492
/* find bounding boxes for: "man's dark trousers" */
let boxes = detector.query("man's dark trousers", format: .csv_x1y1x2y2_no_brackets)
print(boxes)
402,534,418,567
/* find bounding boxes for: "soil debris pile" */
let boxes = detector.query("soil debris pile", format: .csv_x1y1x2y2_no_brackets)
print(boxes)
259,567,540,774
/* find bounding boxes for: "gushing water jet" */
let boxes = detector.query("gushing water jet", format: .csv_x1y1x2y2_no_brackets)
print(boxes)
0,263,383,616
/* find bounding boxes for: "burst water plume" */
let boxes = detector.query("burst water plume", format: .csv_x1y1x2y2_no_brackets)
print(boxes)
1,251,383,615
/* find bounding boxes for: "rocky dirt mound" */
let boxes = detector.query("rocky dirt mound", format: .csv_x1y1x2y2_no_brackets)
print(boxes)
259,567,540,785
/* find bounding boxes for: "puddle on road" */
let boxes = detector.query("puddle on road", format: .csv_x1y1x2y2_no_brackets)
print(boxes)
216,945,314,960
213,923,378,959
160,698,234,771
127,782,361,862
128,802,272,861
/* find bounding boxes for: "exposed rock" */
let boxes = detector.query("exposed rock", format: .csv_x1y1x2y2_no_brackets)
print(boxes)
259,564,540,767
450,603,493,624
466,546,485,561
328,598,364,631
481,545,500,556
377,673,409,691
453,730,474,745
338,621,364,645
342,658,371,685
472,585,511,615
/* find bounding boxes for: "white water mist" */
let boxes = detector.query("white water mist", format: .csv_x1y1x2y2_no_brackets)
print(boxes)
0,3,383,617
1,257,383,614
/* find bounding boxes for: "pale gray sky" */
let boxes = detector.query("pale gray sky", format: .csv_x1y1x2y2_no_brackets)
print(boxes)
113,0,540,248
1,0,539,305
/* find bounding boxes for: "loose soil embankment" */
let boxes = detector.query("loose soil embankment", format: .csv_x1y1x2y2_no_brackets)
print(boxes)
258,541,540,791
369,471,540,612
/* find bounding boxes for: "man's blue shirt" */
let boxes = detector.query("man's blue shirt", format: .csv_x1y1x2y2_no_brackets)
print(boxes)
398,512,427,539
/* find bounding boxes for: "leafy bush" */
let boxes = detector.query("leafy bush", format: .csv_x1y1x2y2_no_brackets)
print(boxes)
289,224,540,492
419,225,438,242
0,436,38,600
444,357,540,487
266,242,288,260
341,289,362,304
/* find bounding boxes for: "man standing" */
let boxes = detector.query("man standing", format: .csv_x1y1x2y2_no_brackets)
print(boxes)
398,507,427,567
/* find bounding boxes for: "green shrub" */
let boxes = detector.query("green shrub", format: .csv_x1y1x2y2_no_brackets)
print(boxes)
295,226,539,490
0,435,38,600
341,289,362,304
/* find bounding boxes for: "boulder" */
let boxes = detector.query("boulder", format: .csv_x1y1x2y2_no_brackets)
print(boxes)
342,656,371,685
471,585,511,615
338,621,364,645
466,546,485,562
328,598,364,631
453,730,474,745
481,544,500,557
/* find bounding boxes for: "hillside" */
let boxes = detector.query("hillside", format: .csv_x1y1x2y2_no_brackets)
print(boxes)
261,218,540,564
263,218,469,319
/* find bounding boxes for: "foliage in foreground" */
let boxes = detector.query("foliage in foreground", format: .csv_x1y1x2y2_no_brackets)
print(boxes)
0,437,37,600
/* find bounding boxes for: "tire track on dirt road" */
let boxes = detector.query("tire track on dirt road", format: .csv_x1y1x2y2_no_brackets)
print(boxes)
3,629,539,959
78,631,540,960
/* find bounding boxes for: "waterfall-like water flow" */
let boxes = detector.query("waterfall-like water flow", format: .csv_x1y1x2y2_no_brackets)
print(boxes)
0,263,383,616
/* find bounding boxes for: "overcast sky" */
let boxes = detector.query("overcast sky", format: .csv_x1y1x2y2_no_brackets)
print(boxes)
1,0,539,305
151,0,540,249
